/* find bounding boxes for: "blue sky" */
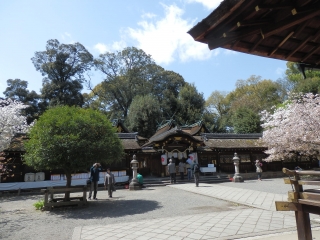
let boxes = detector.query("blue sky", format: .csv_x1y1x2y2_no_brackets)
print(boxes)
0,0,288,100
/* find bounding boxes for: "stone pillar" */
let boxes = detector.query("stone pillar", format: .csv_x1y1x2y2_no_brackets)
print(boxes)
232,152,244,183
129,154,141,190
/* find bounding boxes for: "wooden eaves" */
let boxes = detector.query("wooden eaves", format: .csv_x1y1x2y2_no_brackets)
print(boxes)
188,0,320,74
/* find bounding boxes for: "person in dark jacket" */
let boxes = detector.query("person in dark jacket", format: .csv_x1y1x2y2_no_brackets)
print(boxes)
192,161,200,187
167,159,176,184
88,163,101,200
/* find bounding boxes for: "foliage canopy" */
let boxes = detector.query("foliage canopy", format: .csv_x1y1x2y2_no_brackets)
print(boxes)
24,106,123,187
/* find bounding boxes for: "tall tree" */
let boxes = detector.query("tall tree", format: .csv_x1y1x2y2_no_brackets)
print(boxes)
32,39,93,107
226,75,284,114
3,79,42,123
94,47,155,118
127,95,161,138
176,83,205,125
205,90,231,132
24,106,123,199
284,62,320,94
231,107,262,133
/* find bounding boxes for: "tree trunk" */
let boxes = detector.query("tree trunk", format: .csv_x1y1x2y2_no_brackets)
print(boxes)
65,171,72,201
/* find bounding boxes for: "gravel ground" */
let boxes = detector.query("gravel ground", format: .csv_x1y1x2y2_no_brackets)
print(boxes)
0,186,246,240
217,177,317,194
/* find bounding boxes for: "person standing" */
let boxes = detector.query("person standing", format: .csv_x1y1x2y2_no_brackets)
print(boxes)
186,157,193,181
137,172,144,188
167,159,176,184
88,163,101,200
255,160,263,181
193,161,200,187
178,160,186,180
104,168,116,198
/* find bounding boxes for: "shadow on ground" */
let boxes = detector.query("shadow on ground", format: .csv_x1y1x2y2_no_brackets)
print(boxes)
49,199,161,219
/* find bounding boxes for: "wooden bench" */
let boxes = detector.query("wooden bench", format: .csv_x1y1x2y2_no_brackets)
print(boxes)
275,168,320,240
41,185,88,210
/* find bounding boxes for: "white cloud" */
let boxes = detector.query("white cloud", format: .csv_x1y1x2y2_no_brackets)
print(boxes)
276,67,284,75
93,40,127,54
186,0,223,10
127,4,214,65
111,40,127,51
142,12,157,19
224,49,238,55
61,32,75,44
94,43,109,54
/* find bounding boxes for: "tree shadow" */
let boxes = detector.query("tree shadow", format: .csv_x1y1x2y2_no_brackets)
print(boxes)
49,199,161,219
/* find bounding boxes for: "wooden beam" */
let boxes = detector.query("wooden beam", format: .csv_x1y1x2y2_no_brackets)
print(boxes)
204,0,257,41
249,37,264,53
262,8,320,39
255,4,293,11
208,28,260,50
292,19,312,38
237,19,271,27
275,201,300,211
191,0,246,41
301,44,320,62
286,35,314,59
269,31,295,56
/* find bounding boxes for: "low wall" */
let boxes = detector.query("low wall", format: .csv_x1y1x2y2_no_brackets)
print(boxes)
225,171,286,180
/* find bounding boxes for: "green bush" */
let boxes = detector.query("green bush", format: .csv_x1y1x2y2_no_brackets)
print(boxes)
33,200,44,210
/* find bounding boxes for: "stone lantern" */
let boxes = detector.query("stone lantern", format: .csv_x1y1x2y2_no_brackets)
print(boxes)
129,154,141,190
232,152,243,183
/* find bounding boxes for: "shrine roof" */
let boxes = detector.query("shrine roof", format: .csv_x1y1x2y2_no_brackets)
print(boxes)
188,0,320,68
203,138,267,149
142,127,203,147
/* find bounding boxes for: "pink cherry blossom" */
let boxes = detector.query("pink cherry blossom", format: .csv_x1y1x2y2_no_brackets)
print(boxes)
0,98,30,151
261,93,320,161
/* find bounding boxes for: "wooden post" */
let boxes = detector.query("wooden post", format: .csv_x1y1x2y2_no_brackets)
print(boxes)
49,187,54,201
83,185,87,202
44,189,48,205
295,210,312,240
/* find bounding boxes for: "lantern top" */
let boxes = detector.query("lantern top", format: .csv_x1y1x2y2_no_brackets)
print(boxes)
233,152,240,161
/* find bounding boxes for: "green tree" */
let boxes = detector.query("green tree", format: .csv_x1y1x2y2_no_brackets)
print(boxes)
3,79,42,123
285,62,320,83
284,62,320,94
294,77,320,94
32,39,93,107
24,106,123,200
127,95,161,138
226,75,283,114
94,47,155,118
93,47,186,119
231,107,262,133
205,90,231,132
176,83,205,125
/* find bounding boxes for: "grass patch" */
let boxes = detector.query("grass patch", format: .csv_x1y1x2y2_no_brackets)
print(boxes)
33,200,44,210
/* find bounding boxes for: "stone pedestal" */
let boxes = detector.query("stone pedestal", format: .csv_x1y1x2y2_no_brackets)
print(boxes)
129,155,141,190
232,153,244,183
233,173,244,182
129,178,141,190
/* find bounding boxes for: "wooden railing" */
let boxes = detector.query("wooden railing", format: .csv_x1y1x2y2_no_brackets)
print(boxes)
275,168,320,240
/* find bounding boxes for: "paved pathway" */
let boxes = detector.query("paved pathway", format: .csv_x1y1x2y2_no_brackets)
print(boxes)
72,182,320,240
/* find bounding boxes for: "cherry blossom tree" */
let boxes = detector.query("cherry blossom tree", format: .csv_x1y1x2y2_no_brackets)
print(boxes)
0,98,30,152
261,93,320,161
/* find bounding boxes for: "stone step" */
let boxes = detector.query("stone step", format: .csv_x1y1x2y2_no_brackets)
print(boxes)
143,175,231,187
